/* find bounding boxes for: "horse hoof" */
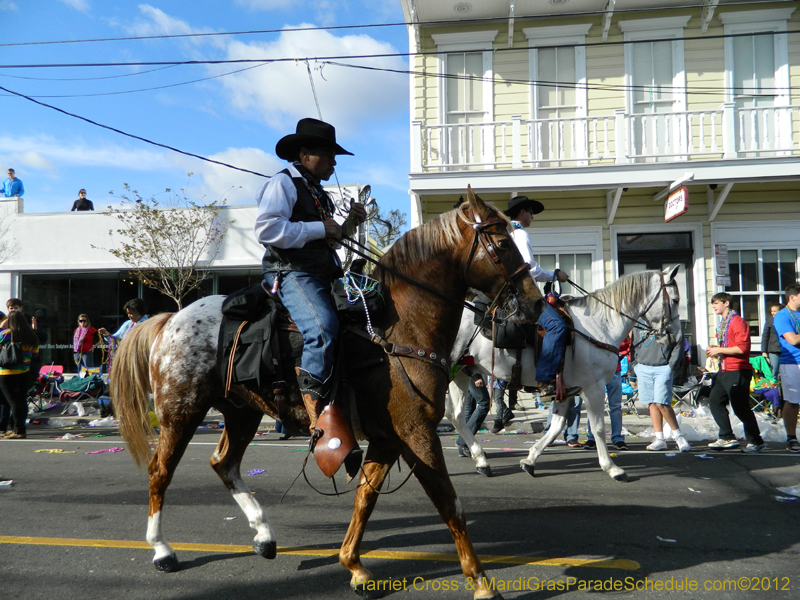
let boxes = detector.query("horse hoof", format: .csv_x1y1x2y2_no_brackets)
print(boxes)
352,585,386,599
476,465,492,477
520,461,535,477
612,472,629,482
253,540,277,559
153,554,179,573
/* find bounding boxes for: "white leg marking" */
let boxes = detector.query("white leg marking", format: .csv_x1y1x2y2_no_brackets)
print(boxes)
146,511,175,562
230,474,275,544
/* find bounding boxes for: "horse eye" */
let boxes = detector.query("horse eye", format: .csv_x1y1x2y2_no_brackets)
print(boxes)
496,239,510,250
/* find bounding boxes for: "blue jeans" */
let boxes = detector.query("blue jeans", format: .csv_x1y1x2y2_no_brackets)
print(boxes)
545,396,582,443
74,352,94,369
457,373,491,449
537,302,567,382
586,371,624,444
492,379,513,423
263,271,339,383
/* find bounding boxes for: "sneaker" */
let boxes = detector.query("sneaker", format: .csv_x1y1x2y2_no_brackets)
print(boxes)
647,438,667,451
708,438,740,450
614,441,629,451
674,435,691,453
567,440,583,448
787,439,800,453
583,439,597,450
5,432,26,439
2,430,13,437
742,443,766,453
490,421,504,434
502,411,515,426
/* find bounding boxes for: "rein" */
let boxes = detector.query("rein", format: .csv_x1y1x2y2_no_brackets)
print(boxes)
567,274,673,341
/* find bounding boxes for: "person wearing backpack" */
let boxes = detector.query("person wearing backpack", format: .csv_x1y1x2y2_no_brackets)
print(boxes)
0,312,40,439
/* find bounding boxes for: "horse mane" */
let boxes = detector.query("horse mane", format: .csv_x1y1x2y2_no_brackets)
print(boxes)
566,270,658,319
377,202,507,284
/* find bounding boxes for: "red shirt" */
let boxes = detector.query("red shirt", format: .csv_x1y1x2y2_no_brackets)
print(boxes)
617,337,631,373
74,326,97,354
721,313,751,371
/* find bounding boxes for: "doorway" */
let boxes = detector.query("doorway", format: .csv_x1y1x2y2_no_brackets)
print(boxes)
617,232,696,362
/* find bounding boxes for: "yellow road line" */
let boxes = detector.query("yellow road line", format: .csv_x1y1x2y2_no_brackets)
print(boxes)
0,535,638,570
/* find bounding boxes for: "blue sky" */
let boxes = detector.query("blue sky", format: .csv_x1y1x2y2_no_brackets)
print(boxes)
1,0,411,216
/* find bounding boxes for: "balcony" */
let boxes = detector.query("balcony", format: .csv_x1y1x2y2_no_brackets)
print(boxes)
411,103,800,174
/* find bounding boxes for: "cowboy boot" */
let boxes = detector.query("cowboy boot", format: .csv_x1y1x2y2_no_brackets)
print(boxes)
295,367,328,431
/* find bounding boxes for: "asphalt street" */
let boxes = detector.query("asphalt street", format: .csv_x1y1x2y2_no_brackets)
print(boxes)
2,422,799,600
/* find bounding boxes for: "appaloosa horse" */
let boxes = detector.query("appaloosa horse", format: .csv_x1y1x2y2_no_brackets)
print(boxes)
446,267,682,480
112,187,541,600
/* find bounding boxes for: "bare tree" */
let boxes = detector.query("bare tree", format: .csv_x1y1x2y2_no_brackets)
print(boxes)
98,178,231,309
0,202,17,264
369,207,407,250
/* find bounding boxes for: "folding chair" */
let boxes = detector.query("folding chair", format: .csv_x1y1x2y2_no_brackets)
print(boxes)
28,364,65,412
619,357,642,418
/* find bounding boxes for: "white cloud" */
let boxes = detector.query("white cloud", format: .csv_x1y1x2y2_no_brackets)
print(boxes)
176,147,284,205
125,4,225,50
58,0,89,12
0,135,170,172
217,26,408,135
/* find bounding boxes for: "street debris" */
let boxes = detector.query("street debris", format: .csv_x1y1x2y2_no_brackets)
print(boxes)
86,447,125,454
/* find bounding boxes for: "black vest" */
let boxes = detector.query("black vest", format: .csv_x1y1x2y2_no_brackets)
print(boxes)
262,168,342,281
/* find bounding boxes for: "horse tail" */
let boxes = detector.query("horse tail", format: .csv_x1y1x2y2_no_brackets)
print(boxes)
112,313,173,469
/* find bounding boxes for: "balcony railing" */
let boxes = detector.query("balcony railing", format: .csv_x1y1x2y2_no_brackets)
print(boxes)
411,103,800,172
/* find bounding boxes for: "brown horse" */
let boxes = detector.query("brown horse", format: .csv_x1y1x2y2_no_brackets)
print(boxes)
112,187,542,600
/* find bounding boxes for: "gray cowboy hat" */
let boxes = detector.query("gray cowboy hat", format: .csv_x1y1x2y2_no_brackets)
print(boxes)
275,118,354,161
504,195,544,218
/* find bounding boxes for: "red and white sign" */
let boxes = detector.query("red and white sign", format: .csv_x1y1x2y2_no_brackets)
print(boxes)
664,186,689,222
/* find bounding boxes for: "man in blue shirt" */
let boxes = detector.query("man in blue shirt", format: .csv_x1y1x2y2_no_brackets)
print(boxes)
773,283,800,453
3,168,24,199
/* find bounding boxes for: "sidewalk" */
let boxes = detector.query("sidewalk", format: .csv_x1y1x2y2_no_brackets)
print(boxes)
29,390,787,445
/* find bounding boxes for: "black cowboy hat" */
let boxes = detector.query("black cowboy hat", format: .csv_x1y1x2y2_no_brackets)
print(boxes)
275,118,354,161
504,195,544,218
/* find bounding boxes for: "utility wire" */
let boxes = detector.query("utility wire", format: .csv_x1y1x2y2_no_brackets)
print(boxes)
0,61,272,98
323,61,791,96
0,29,794,70
0,0,791,47
0,64,179,81
0,83,270,179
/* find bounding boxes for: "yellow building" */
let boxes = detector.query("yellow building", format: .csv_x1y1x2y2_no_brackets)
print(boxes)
400,0,800,357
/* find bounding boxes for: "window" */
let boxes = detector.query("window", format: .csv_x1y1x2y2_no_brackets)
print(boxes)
725,248,799,338
433,31,497,168
525,24,590,166
620,16,690,161
532,253,593,295
721,8,794,154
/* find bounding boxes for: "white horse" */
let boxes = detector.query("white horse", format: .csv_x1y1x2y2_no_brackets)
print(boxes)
445,267,682,481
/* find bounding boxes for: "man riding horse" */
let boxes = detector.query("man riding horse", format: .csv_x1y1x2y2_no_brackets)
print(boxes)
254,118,367,431
503,195,581,399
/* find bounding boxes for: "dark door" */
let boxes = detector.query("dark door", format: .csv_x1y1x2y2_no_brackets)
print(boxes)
617,232,696,363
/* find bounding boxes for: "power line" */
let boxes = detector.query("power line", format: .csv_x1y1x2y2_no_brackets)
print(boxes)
0,0,790,48
0,61,272,99
0,64,179,82
0,29,793,70
324,60,791,97
0,84,270,179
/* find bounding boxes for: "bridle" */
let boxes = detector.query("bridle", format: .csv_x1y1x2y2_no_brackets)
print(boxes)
457,206,531,320
569,272,678,347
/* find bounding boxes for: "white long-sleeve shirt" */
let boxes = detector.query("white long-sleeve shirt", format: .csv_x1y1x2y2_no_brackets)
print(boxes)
511,223,556,283
254,163,327,249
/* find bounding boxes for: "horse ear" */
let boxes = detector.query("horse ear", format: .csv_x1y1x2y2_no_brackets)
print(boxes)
663,265,681,282
466,185,491,220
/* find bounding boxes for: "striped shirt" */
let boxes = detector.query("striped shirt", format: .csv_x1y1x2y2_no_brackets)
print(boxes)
0,329,40,375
